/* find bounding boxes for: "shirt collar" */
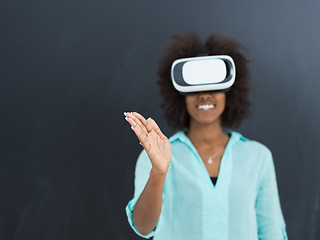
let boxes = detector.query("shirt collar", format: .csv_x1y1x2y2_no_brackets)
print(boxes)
169,130,248,148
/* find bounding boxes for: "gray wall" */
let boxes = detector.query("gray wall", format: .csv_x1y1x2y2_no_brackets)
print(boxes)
1,0,319,239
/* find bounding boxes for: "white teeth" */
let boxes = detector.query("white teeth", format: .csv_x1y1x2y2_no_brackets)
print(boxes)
198,104,215,110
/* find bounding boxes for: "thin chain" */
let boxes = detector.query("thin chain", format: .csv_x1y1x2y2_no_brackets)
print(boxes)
197,147,224,164
187,132,230,164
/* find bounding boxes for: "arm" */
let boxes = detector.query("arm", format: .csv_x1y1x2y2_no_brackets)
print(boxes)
132,168,167,235
125,112,172,236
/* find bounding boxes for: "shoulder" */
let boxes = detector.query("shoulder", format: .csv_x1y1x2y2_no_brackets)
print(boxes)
230,131,273,166
232,131,271,154
168,131,190,150
168,131,185,143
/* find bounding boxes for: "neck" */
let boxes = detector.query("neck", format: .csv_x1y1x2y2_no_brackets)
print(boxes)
186,118,229,148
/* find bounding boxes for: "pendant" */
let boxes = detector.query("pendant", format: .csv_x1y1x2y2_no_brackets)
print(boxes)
208,157,213,164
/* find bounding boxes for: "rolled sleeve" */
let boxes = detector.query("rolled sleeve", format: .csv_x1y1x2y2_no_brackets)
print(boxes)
255,150,288,240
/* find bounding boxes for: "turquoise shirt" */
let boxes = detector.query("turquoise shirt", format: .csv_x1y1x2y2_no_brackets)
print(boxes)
126,131,287,240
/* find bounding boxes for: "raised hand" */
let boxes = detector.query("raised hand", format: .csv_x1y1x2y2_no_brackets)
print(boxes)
124,112,172,174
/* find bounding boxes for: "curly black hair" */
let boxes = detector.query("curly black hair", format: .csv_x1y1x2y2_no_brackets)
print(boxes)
157,32,251,130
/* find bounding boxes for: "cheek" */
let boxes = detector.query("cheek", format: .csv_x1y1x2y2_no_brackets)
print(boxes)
185,96,196,112
217,93,226,108
221,97,226,109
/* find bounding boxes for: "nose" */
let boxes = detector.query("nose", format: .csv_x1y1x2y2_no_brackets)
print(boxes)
198,91,213,100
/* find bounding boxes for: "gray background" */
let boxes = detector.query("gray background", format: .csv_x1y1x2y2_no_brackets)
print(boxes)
1,0,319,239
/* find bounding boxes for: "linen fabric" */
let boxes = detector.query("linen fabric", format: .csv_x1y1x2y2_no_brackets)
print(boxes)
125,131,287,240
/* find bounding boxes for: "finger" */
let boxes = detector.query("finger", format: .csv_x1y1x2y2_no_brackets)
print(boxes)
125,112,145,128
128,112,149,135
145,129,157,152
132,125,151,151
131,112,150,134
146,118,167,140
124,113,149,144
132,112,148,126
125,115,139,128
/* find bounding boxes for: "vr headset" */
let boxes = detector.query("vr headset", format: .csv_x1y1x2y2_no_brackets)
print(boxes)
171,55,236,94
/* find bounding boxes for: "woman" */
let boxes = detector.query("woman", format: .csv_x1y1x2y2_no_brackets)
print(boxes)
124,32,287,240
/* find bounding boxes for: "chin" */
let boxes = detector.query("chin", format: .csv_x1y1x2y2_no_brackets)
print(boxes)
194,117,221,126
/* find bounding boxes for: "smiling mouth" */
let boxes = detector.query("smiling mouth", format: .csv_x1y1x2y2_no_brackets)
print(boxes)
197,104,216,110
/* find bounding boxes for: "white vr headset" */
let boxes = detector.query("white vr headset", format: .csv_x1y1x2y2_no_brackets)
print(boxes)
171,55,236,94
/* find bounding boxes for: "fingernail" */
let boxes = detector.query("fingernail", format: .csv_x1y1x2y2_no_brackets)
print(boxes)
131,126,134,130
125,117,128,121
147,117,152,121
139,142,142,145
123,112,127,116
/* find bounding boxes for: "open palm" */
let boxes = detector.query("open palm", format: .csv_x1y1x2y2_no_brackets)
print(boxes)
125,112,172,173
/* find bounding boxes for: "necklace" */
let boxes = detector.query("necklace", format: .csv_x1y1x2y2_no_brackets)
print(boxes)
197,147,223,164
